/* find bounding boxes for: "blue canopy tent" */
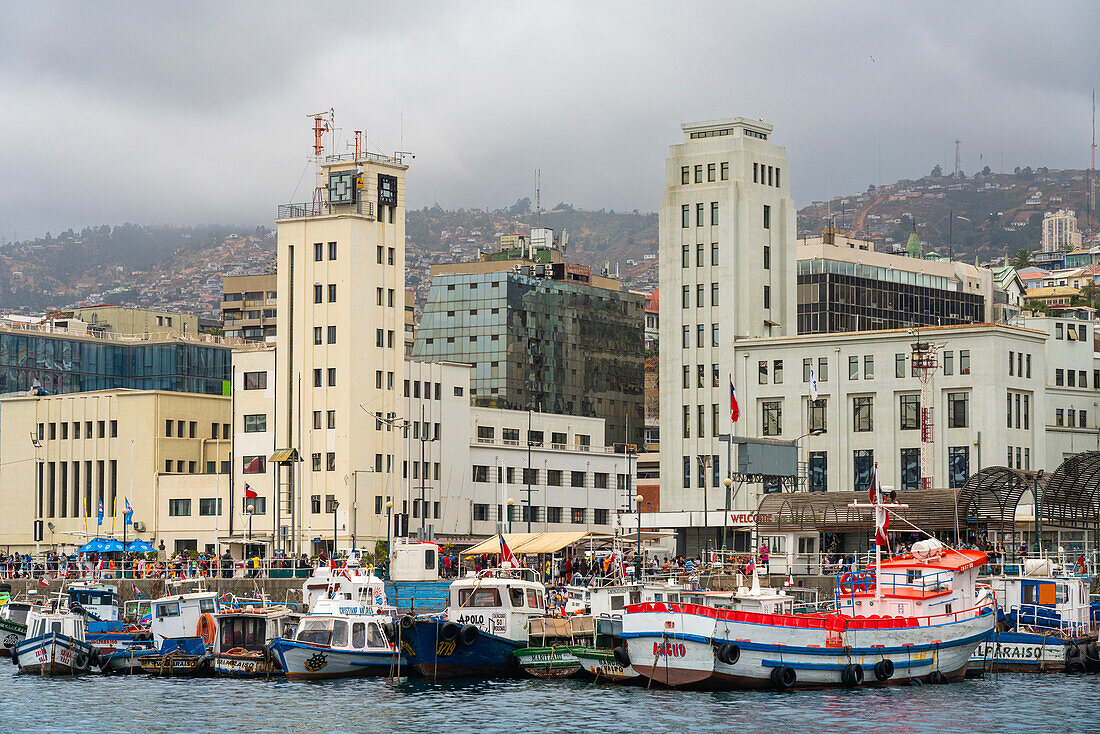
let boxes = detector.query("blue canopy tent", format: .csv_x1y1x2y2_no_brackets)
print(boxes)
100,539,125,553
126,539,155,553
77,538,110,553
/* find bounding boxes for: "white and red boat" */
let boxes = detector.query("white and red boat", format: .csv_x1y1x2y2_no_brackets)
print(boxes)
621,477,996,690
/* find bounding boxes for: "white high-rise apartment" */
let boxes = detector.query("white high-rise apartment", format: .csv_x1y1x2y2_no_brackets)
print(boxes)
275,154,408,555
658,118,796,527
1041,209,1083,252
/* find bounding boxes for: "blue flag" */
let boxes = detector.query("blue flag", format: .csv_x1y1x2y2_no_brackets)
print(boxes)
124,498,133,526
97,499,104,527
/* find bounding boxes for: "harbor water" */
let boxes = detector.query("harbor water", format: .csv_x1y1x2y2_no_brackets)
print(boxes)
4,667,1100,734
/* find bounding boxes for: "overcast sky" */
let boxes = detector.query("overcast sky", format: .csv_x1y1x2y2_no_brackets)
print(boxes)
1,1,1096,240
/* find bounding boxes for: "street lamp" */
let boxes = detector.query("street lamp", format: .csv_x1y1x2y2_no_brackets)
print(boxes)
722,477,734,551
331,499,340,558
635,493,643,577
507,498,515,534
31,431,42,558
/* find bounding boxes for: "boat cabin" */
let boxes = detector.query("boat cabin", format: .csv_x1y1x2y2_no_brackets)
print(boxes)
837,542,986,620
2,601,39,627
26,610,86,642
68,583,119,622
986,568,1092,635
151,590,220,644
447,570,546,642
389,540,440,582
215,607,300,654
302,564,387,613
293,613,391,651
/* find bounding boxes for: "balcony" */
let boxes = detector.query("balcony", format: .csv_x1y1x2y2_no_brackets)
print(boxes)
277,199,376,221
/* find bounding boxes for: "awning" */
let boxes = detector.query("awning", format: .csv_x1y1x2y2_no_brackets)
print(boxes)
269,448,300,464
461,531,608,556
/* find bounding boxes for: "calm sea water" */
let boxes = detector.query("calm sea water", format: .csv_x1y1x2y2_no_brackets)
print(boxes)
3,666,1099,734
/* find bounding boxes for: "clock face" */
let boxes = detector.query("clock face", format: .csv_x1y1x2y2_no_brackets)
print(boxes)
328,170,358,205
378,174,398,207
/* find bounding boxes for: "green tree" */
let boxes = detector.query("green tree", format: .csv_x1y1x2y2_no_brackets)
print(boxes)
930,164,943,177
1011,249,1033,269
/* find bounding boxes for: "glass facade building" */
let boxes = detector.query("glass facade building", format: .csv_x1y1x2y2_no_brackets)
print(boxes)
0,330,231,396
796,258,985,334
412,272,645,445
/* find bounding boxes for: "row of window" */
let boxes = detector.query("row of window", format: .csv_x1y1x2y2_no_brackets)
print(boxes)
374,328,396,349
243,371,267,390
1007,351,1033,378
680,202,720,228
753,162,781,188
310,452,337,472
310,411,335,430
471,465,629,489
168,498,223,517
1054,407,1088,428
1006,445,1032,470
681,323,720,349
39,459,115,519
166,420,229,440
1007,391,1032,430
1055,322,1088,341
375,246,396,265
1054,368,1094,388
314,326,337,345
37,420,118,441
680,162,731,185
472,503,610,525
313,241,338,262
376,287,397,307
313,367,338,387
681,283,720,309
791,446,970,493
681,241,720,268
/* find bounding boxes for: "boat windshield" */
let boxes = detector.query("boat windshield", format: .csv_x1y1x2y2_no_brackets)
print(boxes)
295,618,349,647
457,588,502,608
220,616,267,651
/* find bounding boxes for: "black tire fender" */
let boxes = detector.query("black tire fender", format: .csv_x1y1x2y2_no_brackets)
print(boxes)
440,621,460,642
873,658,894,681
458,624,479,647
613,645,630,666
841,663,864,687
771,664,796,690
929,670,948,684
399,614,416,631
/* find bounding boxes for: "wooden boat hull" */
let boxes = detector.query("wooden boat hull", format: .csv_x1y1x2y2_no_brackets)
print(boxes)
574,647,640,682
270,638,399,680
14,633,94,675
99,647,158,674
514,645,586,679
139,652,212,677
402,618,524,679
0,618,26,658
213,651,282,677
969,630,1096,674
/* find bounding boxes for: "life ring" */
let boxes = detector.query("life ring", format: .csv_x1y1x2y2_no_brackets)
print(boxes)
196,613,217,647
838,573,856,595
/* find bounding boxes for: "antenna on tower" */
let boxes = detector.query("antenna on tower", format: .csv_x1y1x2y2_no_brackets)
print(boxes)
307,109,334,214
954,139,962,178
1090,89,1096,232
535,169,541,230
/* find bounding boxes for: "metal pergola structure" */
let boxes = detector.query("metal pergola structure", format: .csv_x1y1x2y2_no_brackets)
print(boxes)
1041,451,1100,532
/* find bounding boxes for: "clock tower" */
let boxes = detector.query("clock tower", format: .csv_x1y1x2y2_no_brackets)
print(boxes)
274,152,409,555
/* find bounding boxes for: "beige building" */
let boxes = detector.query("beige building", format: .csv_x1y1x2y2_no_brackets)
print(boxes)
221,273,278,342
48,305,198,337
274,153,409,555
0,389,230,554
228,345,276,555
1042,209,1084,252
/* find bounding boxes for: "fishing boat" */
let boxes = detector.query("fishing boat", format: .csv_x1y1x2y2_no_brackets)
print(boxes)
13,608,96,675
513,615,593,679
212,605,301,677
401,567,547,678
138,581,221,676
63,582,154,674
270,596,397,680
1,600,43,658
970,559,1098,674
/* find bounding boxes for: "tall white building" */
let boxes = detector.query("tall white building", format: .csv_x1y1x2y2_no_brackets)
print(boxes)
658,117,796,522
1042,209,1083,252
274,153,409,554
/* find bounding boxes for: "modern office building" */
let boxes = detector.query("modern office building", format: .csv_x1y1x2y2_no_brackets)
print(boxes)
657,116,797,529
411,269,645,445
0,388,230,553
273,150,409,553
0,325,232,396
1042,209,1083,252
221,274,277,342
796,233,994,334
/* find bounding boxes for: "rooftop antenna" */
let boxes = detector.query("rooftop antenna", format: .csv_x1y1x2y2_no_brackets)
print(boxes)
536,169,542,229
307,109,334,214
1090,89,1096,232
954,139,962,178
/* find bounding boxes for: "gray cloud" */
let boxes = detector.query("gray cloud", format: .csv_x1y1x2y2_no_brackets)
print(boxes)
0,0,1096,239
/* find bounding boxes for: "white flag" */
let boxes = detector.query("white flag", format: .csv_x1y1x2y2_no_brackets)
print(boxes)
809,366,818,401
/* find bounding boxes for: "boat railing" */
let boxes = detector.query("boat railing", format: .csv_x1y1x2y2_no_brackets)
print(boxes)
1008,601,1093,637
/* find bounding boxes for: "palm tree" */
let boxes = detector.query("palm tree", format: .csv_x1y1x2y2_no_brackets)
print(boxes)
1011,248,1033,269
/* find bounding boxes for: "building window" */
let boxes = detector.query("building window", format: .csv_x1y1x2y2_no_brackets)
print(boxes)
681,204,690,228
762,401,782,436
243,371,266,390
763,285,770,309
683,405,690,438
818,357,829,382
853,396,873,432
243,414,266,433
168,499,191,517
808,452,827,492
960,350,970,375
327,452,336,471
803,358,811,383
328,367,336,386
314,284,323,304
773,359,783,384
943,351,954,376
711,282,719,307
682,326,690,349
593,509,609,525
763,245,770,270
328,283,336,302
899,395,920,430
683,456,691,489
763,204,770,229
948,446,970,488
328,325,336,344
312,453,322,472
314,242,323,261
863,355,874,379
758,360,768,384
947,392,969,428
1056,408,1064,426
853,450,874,492
707,163,715,182
849,355,859,380
694,165,703,183
328,241,337,260
710,202,718,226
570,471,586,488
198,498,221,516
1009,351,1015,376
896,353,906,378
243,456,266,474
682,285,690,309
900,448,920,491
681,166,690,185
697,242,704,266
808,399,827,434
1056,369,1064,386
720,161,729,180
712,324,719,347
711,242,718,266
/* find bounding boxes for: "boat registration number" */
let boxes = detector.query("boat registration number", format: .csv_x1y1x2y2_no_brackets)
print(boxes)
653,642,686,658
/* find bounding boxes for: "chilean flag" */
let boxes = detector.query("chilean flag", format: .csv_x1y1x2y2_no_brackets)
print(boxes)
870,465,891,547
729,377,740,423
244,483,258,499
498,533,518,568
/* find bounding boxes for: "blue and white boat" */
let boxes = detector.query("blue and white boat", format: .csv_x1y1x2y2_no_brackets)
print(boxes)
970,559,1098,674
401,568,548,679
13,608,96,675
270,600,397,680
